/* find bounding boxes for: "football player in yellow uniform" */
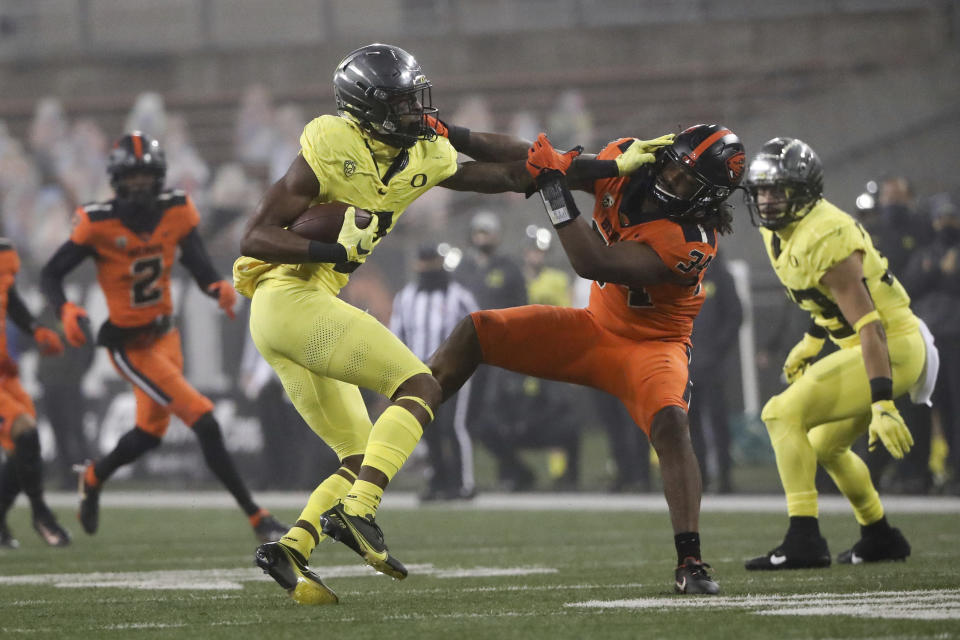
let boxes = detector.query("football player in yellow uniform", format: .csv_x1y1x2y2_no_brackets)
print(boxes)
237,43,613,604
742,138,934,570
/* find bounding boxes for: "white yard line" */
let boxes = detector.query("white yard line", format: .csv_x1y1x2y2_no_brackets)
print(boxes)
567,588,960,620
35,491,960,513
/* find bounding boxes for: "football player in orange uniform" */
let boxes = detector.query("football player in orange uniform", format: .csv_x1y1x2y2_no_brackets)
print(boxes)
40,132,286,542
431,125,746,594
0,239,70,548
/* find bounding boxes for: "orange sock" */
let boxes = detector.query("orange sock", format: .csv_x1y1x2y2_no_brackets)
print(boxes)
84,465,100,489
248,508,270,527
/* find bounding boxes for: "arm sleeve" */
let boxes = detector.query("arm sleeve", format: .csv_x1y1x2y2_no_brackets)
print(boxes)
178,228,222,292
6,285,38,333
40,240,96,312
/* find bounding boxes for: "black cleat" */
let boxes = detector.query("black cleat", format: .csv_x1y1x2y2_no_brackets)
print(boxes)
674,557,719,594
252,512,288,544
0,522,19,549
745,534,831,570
32,511,71,547
837,527,910,564
254,542,338,605
74,461,100,535
319,503,407,580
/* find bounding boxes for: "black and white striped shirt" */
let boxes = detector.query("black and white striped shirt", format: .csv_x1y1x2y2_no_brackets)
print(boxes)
390,281,479,360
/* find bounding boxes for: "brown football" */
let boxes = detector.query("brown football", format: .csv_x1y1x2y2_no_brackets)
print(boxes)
288,203,374,243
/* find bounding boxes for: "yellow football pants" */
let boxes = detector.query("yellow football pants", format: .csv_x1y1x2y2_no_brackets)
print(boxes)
249,277,431,460
761,328,925,523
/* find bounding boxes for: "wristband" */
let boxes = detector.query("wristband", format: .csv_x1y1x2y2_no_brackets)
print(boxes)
447,124,471,150
307,241,348,264
853,310,881,333
806,321,828,339
536,172,580,228
869,377,893,402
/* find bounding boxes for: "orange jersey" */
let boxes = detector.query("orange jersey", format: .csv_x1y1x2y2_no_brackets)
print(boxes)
0,240,20,357
70,191,199,327
586,138,718,343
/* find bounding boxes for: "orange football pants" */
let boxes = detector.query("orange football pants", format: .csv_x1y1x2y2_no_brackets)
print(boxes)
471,305,691,434
0,374,35,452
106,328,214,437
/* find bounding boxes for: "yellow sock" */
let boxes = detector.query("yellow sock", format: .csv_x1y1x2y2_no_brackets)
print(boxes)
280,469,354,559
359,404,424,482
340,404,423,518
786,490,819,518
342,479,384,519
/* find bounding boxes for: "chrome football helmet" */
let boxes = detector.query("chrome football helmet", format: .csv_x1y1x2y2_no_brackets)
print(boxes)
744,137,824,230
333,43,437,148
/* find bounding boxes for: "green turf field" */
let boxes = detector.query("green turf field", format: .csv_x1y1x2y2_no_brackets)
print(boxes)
1,497,957,639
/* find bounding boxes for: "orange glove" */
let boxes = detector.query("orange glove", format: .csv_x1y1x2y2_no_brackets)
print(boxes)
60,302,89,347
526,133,582,181
208,281,237,320
0,356,18,378
425,115,449,138
33,326,64,356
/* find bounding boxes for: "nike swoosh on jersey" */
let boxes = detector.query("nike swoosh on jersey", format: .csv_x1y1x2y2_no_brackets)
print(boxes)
769,553,788,565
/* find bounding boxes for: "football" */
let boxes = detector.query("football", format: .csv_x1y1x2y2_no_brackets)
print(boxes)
288,202,374,243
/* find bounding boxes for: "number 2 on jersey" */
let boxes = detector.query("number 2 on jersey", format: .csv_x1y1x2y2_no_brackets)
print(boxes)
131,256,163,306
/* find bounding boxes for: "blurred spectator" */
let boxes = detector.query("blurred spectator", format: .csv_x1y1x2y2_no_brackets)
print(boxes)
456,211,531,490
689,253,742,494
124,92,167,140
870,176,933,278
27,97,68,185
391,244,478,501
523,225,572,307
546,89,594,152
205,162,261,254
235,84,276,170
458,212,527,310
901,192,960,493
163,114,209,198
55,119,111,207
23,187,72,265
269,103,306,182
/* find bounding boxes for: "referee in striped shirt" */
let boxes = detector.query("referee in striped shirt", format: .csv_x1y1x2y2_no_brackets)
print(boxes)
391,245,478,501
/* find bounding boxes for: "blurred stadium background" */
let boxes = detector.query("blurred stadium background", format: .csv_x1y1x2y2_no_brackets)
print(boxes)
1,0,959,494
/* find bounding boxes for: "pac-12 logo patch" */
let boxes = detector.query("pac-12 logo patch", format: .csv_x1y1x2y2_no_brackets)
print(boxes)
726,151,746,181
343,160,357,177
601,193,615,209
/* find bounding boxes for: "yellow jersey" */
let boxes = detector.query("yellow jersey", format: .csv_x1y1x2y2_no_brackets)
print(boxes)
234,114,459,297
760,198,917,348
